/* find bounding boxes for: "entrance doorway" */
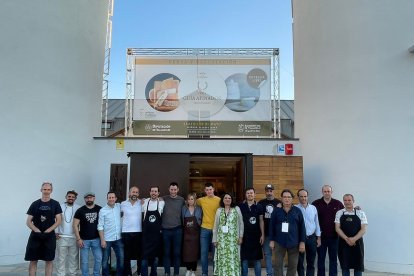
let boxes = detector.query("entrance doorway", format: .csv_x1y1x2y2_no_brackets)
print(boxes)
189,154,248,203
128,153,251,202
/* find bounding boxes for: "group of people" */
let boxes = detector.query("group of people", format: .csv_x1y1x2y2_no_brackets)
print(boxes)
25,182,367,276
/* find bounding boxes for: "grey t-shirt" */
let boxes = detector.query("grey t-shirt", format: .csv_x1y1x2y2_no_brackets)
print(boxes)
161,195,185,229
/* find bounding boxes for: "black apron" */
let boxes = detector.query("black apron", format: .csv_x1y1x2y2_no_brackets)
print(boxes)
142,200,162,259
240,202,263,260
338,209,364,271
182,208,200,263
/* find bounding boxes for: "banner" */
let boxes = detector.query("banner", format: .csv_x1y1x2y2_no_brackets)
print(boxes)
132,56,273,137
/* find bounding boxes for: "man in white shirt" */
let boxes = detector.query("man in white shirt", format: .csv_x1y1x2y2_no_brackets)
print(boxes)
141,186,165,276
98,191,124,276
56,190,80,276
296,189,321,276
121,186,142,276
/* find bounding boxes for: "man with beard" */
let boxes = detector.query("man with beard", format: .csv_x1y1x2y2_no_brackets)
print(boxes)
239,187,264,276
98,191,124,276
56,190,80,276
141,186,165,276
73,192,102,276
25,182,62,276
258,184,281,276
121,186,143,276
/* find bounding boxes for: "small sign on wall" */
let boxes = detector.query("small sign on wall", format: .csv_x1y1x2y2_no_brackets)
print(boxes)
273,143,294,155
116,139,124,150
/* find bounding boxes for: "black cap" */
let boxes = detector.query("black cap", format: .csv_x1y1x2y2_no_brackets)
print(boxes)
84,192,95,198
265,184,274,190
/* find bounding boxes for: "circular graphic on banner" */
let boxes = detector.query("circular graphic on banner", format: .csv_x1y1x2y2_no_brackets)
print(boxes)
247,68,267,89
179,69,227,118
145,73,181,112
225,73,260,112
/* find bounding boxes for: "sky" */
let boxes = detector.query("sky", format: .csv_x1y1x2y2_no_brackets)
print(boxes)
108,0,294,99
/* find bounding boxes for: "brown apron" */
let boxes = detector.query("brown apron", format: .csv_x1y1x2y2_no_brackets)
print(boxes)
182,211,200,263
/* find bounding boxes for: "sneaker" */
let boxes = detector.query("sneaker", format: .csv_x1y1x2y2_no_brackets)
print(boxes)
191,272,196,276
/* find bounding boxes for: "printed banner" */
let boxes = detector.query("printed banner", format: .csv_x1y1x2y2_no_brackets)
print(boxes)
132,56,273,137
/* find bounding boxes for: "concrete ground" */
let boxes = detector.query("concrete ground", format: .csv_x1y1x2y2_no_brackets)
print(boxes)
0,261,408,276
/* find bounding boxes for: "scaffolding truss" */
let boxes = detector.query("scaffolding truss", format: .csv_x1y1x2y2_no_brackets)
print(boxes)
101,0,114,137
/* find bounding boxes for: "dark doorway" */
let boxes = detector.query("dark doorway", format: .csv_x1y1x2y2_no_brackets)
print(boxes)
189,154,250,203
129,153,190,197
128,153,251,203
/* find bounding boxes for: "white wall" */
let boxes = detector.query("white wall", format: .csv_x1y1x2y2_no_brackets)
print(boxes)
293,0,414,273
0,1,107,264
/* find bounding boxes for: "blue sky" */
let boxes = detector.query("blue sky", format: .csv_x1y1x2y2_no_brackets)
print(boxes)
108,0,294,99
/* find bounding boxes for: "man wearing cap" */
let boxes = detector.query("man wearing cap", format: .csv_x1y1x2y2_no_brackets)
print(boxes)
73,192,102,276
56,190,80,276
258,184,281,276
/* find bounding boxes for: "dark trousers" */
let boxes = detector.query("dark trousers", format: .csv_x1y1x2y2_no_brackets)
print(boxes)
298,234,317,276
122,232,142,276
317,237,338,276
162,226,183,275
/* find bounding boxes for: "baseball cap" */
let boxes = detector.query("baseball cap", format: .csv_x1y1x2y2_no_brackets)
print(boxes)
265,184,274,190
84,192,95,198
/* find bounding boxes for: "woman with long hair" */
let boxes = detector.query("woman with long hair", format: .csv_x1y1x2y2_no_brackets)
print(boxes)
181,193,203,276
212,192,244,276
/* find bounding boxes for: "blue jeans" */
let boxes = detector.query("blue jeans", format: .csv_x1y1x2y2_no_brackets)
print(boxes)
200,227,214,275
317,237,338,276
102,239,124,276
242,259,261,276
298,234,317,276
141,257,159,276
263,236,273,276
80,238,102,276
163,227,183,275
342,269,362,276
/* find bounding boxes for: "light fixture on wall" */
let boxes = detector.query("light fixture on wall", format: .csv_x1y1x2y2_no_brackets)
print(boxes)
409,45,414,54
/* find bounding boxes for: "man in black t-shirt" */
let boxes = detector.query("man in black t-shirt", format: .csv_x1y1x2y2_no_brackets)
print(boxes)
258,184,282,276
25,182,62,276
73,192,102,276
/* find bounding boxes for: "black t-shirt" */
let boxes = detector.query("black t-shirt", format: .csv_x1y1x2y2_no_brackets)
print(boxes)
27,198,62,232
74,205,102,240
258,198,281,236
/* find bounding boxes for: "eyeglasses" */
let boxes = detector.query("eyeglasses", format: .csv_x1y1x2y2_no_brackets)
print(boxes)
282,196,292,199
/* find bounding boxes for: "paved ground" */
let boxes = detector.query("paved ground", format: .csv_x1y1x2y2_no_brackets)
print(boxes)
0,261,408,276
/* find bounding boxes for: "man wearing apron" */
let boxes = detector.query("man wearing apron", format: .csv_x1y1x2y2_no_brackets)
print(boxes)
141,186,165,276
334,194,368,276
239,187,264,276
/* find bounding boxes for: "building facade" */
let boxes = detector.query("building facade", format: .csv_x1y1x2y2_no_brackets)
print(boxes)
293,0,414,273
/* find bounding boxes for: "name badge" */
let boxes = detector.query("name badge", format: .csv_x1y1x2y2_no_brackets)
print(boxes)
222,225,229,233
282,222,289,233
